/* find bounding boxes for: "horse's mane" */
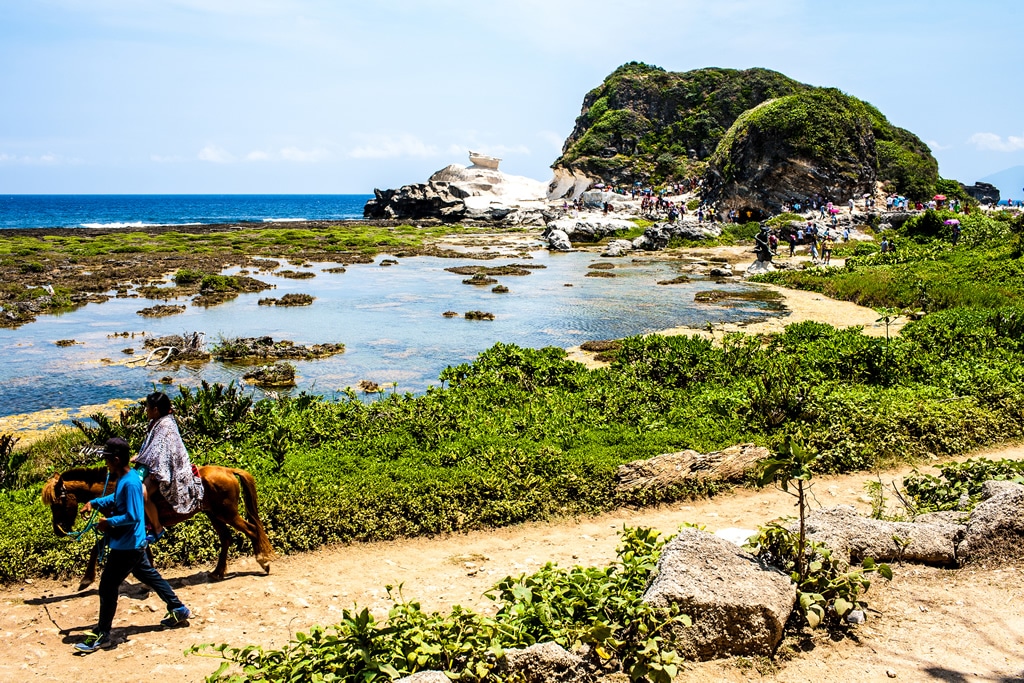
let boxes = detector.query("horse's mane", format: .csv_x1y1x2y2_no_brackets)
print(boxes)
40,467,110,505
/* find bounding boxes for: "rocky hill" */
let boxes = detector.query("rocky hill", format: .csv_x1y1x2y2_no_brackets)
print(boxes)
552,62,938,214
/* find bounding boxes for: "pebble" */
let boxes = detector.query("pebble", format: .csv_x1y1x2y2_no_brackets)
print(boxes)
887,670,897,678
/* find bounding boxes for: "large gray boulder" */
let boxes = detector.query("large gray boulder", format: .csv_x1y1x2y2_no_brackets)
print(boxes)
546,229,572,252
601,240,633,257
545,216,636,243
800,506,964,566
957,481,1024,564
643,528,795,660
632,222,722,251
500,642,590,683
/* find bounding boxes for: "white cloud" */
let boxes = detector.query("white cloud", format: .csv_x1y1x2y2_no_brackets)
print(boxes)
280,146,329,162
349,134,439,160
969,132,1024,152
925,140,951,151
198,145,235,163
245,150,270,161
0,152,71,165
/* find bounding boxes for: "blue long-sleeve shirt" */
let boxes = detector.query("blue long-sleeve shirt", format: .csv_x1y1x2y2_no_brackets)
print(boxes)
91,469,147,551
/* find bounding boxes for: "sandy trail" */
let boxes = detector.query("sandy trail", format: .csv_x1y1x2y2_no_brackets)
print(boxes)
2,444,1022,682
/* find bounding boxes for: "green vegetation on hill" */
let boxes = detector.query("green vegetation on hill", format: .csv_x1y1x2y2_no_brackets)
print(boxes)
556,62,939,201
556,63,807,185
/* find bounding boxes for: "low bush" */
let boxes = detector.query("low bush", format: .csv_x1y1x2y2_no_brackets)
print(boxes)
192,527,685,682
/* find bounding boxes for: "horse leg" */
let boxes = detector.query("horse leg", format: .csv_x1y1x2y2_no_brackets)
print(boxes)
221,509,270,573
78,541,101,591
207,514,233,580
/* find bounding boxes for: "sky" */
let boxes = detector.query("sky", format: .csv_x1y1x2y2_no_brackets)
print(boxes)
1,0,1023,195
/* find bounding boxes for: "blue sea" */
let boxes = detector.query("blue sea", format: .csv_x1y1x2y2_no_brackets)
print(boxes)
0,194,372,230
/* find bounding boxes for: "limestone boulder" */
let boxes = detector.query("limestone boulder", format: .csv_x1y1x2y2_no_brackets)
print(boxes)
546,229,572,252
632,222,723,251
500,642,590,683
800,506,963,566
601,240,633,257
544,216,636,243
957,481,1024,565
643,528,795,660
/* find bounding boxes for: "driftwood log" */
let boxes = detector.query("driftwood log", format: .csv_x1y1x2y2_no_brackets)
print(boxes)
615,443,769,494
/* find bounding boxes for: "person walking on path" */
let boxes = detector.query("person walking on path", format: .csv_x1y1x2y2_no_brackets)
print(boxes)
822,234,835,265
73,438,191,654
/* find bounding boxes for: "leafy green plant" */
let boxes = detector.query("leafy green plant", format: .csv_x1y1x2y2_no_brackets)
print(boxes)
190,527,685,682
747,521,891,629
902,457,1024,513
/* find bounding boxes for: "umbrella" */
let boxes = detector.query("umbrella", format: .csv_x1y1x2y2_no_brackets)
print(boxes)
944,219,960,225
829,207,840,214
934,194,947,201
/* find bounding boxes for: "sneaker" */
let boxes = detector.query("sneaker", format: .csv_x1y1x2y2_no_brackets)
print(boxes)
160,605,191,627
73,630,111,654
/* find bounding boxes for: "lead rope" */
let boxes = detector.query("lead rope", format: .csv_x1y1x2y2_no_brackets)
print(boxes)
66,471,112,541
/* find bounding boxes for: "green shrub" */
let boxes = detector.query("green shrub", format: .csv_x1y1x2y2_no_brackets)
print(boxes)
193,527,685,682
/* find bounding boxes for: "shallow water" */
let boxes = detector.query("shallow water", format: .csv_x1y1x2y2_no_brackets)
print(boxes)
0,249,776,419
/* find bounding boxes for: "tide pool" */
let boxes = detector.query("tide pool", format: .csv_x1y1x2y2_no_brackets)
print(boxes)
0,248,778,418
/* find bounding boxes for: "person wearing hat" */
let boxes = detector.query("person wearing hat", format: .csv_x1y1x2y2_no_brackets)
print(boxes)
73,438,191,654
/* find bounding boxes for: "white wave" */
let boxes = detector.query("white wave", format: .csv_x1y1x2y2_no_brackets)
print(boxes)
79,221,203,229
262,218,307,223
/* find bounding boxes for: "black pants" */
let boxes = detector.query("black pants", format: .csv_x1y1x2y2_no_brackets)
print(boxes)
97,548,184,633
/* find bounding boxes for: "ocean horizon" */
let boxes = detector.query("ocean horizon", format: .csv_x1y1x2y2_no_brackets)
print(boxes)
0,194,373,230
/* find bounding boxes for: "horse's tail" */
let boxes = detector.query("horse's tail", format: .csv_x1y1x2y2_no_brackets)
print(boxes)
231,468,276,569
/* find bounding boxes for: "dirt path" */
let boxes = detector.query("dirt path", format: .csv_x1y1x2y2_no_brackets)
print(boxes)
3,444,1023,682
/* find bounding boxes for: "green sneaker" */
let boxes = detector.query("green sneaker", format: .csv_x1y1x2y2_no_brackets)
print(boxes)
73,630,111,654
160,605,191,627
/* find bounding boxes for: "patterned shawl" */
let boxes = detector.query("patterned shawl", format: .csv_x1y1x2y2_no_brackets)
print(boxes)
136,415,203,515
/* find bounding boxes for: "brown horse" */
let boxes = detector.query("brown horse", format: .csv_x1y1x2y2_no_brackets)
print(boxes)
42,465,274,590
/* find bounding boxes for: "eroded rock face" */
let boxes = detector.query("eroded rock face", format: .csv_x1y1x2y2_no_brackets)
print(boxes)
799,506,964,566
364,159,549,223
957,481,1024,565
363,182,467,222
643,528,795,660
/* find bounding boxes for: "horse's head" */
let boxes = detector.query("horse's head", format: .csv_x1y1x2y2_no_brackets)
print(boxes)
41,474,79,536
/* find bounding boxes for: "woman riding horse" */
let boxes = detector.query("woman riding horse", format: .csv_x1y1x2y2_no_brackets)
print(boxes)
134,391,202,543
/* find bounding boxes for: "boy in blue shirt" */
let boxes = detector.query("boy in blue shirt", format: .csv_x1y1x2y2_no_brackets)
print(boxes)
73,438,191,654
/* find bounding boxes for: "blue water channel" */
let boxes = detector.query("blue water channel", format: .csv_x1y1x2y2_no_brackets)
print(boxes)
0,248,778,418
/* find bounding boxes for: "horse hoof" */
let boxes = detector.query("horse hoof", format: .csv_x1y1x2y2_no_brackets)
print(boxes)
77,580,93,591
210,572,226,582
